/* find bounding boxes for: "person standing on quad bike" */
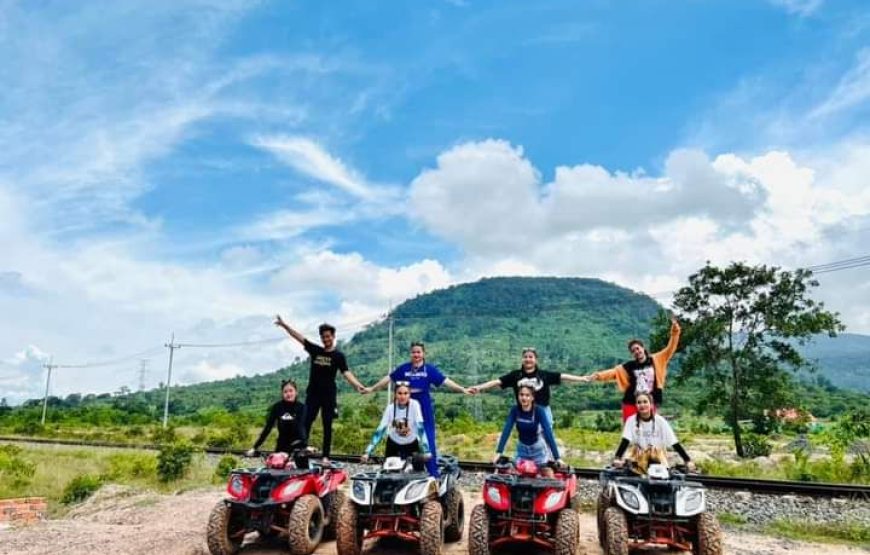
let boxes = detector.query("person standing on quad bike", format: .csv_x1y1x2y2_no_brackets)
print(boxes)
360,381,430,463
585,315,681,422
612,392,695,473
493,384,565,477
363,341,471,476
470,347,592,430
274,315,367,461
246,379,308,457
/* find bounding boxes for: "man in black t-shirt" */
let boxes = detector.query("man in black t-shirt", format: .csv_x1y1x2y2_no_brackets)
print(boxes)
274,314,366,460
471,347,591,428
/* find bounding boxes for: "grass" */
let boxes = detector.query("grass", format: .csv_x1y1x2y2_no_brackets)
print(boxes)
766,518,870,547
0,442,217,516
717,511,748,526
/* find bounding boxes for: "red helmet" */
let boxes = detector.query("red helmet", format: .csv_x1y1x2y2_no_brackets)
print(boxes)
516,459,538,476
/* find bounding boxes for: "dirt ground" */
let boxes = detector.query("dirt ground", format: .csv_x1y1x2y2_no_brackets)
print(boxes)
0,485,866,555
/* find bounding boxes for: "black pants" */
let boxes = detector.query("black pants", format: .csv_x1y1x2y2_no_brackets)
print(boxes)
304,390,337,458
386,438,424,471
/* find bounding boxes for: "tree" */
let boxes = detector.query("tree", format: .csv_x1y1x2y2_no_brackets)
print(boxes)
666,262,843,457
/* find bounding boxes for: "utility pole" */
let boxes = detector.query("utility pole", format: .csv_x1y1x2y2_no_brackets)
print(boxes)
41,357,57,425
387,303,393,406
162,333,180,428
138,359,149,391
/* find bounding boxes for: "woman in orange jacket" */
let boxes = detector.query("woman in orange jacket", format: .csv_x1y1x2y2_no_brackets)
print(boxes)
585,316,681,421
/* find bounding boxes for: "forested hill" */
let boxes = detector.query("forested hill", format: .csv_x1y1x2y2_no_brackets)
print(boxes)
86,277,666,417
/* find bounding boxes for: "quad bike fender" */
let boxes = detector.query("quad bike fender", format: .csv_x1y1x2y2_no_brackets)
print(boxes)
271,476,319,503
610,482,649,515
395,478,438,505
317,470,349,497
674,486,706,517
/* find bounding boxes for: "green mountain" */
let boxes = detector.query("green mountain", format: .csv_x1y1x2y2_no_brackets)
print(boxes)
798,333,870,393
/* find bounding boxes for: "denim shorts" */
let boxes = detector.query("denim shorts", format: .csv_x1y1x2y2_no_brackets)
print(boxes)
516,437,548,466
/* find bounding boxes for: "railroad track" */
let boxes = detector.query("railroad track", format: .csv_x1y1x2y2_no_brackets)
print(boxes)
3,435,868,499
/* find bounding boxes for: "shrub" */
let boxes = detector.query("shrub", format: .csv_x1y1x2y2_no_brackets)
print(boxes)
594,412,621,432
61,474,102,504
740,433,772,458
214,455,239,482
157,440,195,482
105,452,157,480
150,425,177,445
0,444,36,488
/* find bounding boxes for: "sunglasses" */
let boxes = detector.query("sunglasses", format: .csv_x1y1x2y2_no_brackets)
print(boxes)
521,347,538,355
394,380,411,387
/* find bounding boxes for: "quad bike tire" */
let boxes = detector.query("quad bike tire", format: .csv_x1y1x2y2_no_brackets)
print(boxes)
206,501,244,555
419,500,444,555
287,494,325,555
604,507,629,555
443,487,465,542
323,490,347,540
596,487,613,548
335,499,363,555
693,511,723,555
467,504,490,555
555,507,581,555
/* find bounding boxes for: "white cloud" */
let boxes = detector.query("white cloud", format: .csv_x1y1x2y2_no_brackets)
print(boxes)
809,48,870,119
768,0,824,17
251,135,381,200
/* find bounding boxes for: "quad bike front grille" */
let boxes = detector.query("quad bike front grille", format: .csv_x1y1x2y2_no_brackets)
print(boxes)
251,475,279,503
374,481,401,504
511,486,536,512
647,484,676,516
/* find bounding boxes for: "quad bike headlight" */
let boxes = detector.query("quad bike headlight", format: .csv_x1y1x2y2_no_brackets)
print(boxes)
486,485,502,505
543,491,565,511
352,480,371,504
684,491,702,513
619,488,640,511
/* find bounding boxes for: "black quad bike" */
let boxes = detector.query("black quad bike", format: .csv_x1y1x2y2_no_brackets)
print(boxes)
206,448,348,555
596,463,722,555
468,457,583,555
336,454,465,555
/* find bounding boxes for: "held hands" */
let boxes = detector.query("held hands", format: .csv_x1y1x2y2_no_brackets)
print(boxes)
468,386,480,395
356,384,368,394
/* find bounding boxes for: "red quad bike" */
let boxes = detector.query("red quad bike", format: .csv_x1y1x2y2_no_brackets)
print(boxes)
596,463,723,555
468,457,584,555
207,446,347,555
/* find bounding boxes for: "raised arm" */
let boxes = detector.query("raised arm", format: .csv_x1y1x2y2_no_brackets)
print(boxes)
274,314,306,346
343,370,366,393
363,374,391,394
656,317,682,360
560,372,593,384
443,377,470,395
469,378,501,394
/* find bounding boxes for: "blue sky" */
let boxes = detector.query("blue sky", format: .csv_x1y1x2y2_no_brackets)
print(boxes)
1,0,869,403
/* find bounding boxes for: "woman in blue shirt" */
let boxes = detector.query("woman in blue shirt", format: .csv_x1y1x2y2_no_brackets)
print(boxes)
493,384,564,472
364,341,470,476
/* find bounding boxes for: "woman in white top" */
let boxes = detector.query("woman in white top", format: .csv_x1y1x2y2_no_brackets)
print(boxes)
361,381,431,465
612,392,695,472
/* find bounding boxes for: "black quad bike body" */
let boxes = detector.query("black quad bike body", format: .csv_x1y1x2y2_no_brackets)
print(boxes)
336,454,465,555
596,463,722,555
